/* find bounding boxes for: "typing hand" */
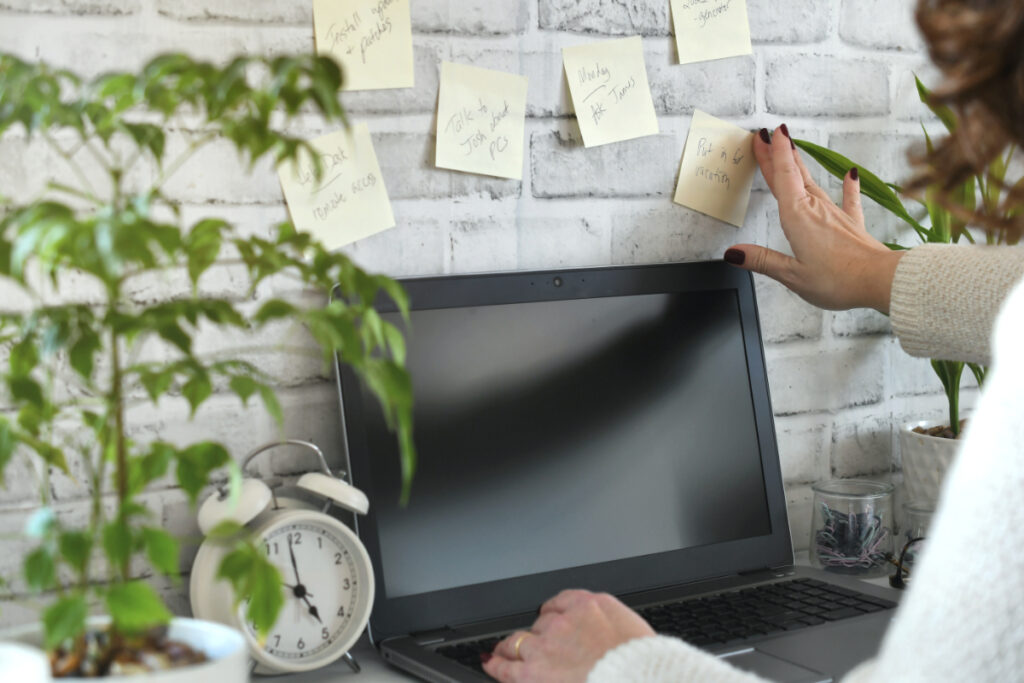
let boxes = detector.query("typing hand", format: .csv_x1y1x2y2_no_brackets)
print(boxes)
483,590,655,683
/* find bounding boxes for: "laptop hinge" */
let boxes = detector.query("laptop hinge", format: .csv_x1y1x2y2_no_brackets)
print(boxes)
411,627,459,646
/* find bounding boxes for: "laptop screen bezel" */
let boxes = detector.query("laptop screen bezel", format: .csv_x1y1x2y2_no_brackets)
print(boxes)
334,261,793,641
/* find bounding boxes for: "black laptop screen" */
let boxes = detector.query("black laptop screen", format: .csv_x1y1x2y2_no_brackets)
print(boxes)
357,288,771,599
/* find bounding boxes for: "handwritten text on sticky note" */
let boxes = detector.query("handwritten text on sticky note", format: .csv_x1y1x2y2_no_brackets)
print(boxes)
562,37,659,148
673,110,756,227
671,0,752,65
278,124,395,250
313,0,414,91
435,62,528,180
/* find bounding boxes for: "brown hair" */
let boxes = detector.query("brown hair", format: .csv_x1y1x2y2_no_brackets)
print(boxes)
910,0,1024,237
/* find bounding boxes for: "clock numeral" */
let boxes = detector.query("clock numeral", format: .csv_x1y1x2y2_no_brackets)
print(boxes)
288,531,302,545
317,536,322,549
342,578,351,590
297,638,305,651
265,542,279,556
334,552,342,565
273,635,281,647
337,606,345,618
322,627,330,640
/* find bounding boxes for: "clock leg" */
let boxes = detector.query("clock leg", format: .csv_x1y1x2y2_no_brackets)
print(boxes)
342,651,361,674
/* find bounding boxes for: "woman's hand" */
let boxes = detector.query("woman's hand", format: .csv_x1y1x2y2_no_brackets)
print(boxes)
724,124,904,314
482,589,655,683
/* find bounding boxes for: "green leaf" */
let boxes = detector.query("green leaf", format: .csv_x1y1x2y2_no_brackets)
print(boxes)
102,518,134,571
9,338,38,376
793,139,929,240
141,527,179,576
257,384,283,425
43,595,87,649
253,299,297,323
127,442,175,494
217,543,284,637
8,376,43,406
182,369,212,415
139,366,175,402
186,218,227,284
69,328,101,380
915,75,957,133
58,531,93,575
229,375,258,405
24,547,56,591
0,418,15,483
106,581,172,634
175,441,230,503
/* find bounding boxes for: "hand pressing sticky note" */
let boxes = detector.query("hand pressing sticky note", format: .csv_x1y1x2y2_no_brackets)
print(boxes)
313,0,414,91
671,0,752,65
278,123,395,250
673,110,756,228
562,37,659,148
436,62,529,180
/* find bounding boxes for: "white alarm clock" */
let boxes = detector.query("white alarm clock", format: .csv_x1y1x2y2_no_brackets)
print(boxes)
190,440,374,675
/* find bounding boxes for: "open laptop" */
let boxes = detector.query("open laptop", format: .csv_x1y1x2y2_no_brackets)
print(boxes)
334,261,901,683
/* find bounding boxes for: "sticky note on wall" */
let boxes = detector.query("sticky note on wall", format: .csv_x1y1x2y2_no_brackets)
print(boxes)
313,0,414,91
278,123,395,249
435,62,529,180
562,37,659,148
671,0,752,65
673,110,756,227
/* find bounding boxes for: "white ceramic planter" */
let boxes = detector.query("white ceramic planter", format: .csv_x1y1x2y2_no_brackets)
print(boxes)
2,617,249,683
899,419,963,504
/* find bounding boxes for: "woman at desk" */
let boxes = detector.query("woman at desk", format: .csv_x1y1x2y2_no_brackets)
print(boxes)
484,0,1024,681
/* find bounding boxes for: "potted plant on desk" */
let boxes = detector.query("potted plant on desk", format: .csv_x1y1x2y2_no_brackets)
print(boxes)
0,52,415,679
794,77,1020,504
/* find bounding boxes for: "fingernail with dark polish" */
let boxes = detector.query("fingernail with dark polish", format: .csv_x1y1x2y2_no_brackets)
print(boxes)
758,128,771,144
780,123,796,149
850,166,859,181
724,249,745,265
480,652,492,664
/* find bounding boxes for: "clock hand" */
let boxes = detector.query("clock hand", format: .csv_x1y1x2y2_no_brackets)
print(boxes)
282,583,314,597
300,596,322,624
287,534,301,585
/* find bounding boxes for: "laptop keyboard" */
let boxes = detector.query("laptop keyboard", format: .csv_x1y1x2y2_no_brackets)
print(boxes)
435,578,895,675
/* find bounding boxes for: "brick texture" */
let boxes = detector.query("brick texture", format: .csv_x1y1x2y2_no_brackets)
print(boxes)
766,55,890,117
539,0,669,35
839,0,923,51
155,0,311,24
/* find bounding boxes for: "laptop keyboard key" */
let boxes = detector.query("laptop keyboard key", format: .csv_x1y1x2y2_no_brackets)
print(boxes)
821,606,866,621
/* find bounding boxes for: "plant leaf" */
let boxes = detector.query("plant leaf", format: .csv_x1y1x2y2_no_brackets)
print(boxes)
141,527,179,576
216,543,284,638
43,595,88,649
24,547,56,592
58,531,93,576
106,581,172,634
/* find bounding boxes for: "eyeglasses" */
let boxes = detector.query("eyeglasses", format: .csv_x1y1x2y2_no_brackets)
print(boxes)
887,536,925,589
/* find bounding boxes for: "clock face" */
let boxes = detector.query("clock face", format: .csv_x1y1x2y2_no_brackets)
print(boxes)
241,514,372,668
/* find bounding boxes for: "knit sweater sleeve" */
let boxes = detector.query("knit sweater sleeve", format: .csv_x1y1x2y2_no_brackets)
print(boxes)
889,244,1024,364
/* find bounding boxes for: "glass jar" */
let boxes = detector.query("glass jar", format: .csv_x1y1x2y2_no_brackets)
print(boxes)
899,500,935,571
809,479,894,577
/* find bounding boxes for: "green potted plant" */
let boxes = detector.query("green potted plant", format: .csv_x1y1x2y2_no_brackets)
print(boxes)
0,51,415,679
794,77,1020,503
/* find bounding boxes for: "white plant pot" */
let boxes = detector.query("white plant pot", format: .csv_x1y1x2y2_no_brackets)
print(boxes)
2,617,249,683
899,419,963,505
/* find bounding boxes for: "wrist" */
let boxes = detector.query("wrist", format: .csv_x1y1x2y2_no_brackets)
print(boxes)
868,248,905,314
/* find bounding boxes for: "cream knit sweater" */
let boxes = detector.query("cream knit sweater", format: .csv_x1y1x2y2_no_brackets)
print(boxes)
589,244,1024,683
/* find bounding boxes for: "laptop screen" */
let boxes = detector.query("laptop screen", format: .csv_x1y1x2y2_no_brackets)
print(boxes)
354,288,770,598
338,263,792,638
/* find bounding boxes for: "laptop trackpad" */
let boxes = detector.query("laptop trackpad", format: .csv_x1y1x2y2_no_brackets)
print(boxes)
721,649,829,682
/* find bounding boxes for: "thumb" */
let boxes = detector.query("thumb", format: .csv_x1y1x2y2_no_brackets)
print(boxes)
723,245,796,285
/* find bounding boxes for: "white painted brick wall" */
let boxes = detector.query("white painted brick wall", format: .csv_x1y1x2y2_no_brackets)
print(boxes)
0,0,953,625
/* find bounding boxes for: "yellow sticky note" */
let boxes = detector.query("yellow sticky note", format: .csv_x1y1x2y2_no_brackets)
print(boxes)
435,62,529,180
313,0,414,91
278,124,395,249
673,110,756,227
671,0,752,64
562,37,659,148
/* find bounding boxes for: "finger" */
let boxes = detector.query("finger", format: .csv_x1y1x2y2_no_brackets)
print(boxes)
723,244,798,288
530,612,560,635
772,124,808,206
483,655,524,683
842,167,865,228
493,631,534,661
753,127,775,192
792,146,832,204
539,588,593,616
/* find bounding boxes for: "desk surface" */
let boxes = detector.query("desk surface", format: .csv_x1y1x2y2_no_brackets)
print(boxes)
279,562,894,683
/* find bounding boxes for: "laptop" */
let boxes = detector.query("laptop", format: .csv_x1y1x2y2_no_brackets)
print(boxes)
334,261,901,683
